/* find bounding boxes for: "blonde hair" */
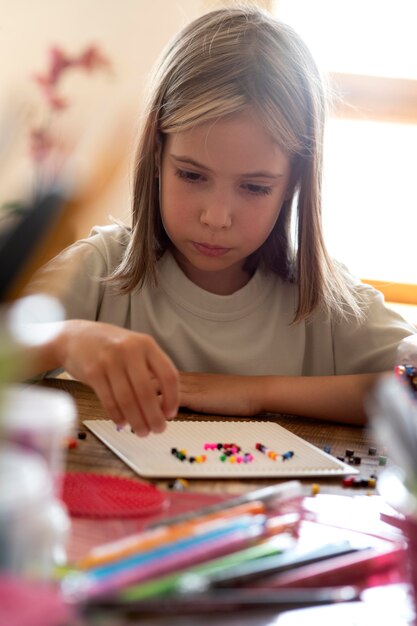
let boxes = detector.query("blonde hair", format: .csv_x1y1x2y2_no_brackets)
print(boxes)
110,6,363,322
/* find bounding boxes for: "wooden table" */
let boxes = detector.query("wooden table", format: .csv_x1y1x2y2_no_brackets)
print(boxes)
37,379,407,626
40,378,388,497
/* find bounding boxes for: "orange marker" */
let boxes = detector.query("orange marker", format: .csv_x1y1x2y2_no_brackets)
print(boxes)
78,500,266,570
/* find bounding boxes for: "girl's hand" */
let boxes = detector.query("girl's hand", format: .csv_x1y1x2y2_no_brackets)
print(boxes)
54,320,179,436
179,372,262,416
179,371,377,424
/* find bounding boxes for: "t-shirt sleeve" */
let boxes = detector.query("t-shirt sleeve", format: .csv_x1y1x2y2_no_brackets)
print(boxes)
25,226,122,322
332,281,417,374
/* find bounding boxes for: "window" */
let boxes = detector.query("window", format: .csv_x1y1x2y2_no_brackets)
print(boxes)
274,0,417,302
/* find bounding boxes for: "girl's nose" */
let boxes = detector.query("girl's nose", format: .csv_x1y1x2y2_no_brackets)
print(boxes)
200,196,233,230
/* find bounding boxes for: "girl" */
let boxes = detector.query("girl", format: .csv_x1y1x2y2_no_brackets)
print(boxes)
28,6,416,435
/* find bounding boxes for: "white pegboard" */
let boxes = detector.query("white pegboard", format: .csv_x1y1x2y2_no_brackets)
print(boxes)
84,419,359,479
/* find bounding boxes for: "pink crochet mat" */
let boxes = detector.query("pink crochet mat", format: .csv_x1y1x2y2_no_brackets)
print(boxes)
62,472,167,518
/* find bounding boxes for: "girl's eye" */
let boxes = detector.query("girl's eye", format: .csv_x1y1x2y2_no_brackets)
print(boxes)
243,183,273,196
175,168,204,183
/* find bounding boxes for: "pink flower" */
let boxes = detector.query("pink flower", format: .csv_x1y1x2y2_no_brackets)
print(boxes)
47,46,72,85
76,45,111,72
33,74,68,110
29,128,55,163
28,43,111,166
32,44,110,110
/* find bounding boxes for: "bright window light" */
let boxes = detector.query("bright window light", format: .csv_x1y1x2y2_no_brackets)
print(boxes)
274,0,417,79
274,0,417,284
322,119,417,283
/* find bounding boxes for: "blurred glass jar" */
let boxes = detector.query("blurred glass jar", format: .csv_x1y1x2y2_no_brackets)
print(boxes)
0,384,76,497
0,445,70,579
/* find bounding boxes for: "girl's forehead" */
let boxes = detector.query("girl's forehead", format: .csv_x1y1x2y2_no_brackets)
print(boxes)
165,109,291,174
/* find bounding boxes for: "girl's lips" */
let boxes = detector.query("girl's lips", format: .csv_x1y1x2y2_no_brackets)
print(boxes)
192,242,231,257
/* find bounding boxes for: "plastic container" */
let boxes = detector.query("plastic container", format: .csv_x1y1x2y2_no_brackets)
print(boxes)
0,445,70,578
0,384,77,495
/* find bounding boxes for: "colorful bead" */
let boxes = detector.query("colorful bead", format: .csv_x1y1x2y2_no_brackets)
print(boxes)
174,443,253,465
311,483,320,495
395,363,417,393
342,475,377,489
171,447,206,463
168,478,189,491
256,442,294,462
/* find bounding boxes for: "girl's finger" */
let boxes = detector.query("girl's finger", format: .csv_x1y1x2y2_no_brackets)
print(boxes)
126,361,168,434
92,374,125,428
107,367,150,437
146,349,179,419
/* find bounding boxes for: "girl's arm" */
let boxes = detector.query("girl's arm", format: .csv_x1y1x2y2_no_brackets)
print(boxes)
26,320,179,436
179,372,383,425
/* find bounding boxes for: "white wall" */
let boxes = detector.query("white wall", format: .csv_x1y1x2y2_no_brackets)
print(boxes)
0,0,209,238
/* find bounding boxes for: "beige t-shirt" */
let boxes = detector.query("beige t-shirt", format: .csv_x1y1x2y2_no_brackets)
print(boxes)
27,224,416,376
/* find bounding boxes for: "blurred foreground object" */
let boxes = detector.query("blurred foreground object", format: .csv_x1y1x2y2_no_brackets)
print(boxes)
0,186,67,302
368,375,417,499
0,572,73,626
0,292,65,388
0,445,70,578
367,374,417,612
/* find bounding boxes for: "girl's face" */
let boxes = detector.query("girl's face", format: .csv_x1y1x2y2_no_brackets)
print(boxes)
160,108,292,295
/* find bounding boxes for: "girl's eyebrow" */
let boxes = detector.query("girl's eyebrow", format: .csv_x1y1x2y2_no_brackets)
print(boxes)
170,153,283,179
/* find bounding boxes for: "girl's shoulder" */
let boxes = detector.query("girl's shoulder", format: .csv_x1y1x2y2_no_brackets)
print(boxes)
83,223,130,251
72,223,131,271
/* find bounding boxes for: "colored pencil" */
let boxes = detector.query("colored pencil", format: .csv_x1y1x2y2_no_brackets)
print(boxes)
120,532,294,601
146,480,303,529
62,514,266,600
78,500,266,570
81,585,361,616
190,540,368,589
